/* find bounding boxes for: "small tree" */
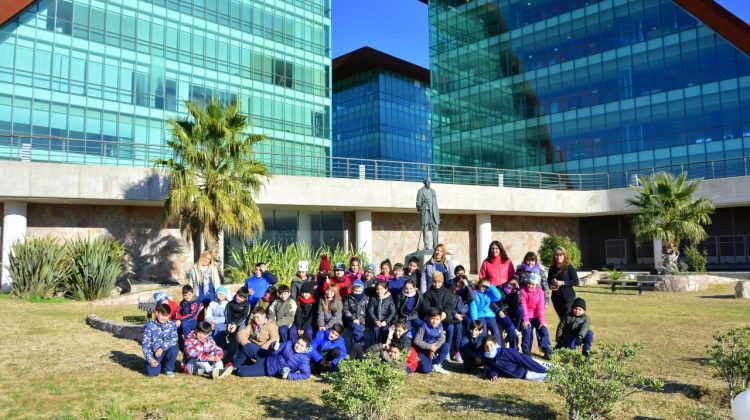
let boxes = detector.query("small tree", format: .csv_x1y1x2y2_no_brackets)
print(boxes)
547,343,663,420
707,327,750,407
321,356,406,420
627,172,714,272
155,98,270,265
539,235,582,268
683,244,708,273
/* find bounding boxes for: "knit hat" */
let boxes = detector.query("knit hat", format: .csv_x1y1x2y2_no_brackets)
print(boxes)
364,263,376,272
153,292,168,304
319,255,332,272
334,262,346,271
300,281,316,295
572,297,586,311
216,286,228,296
528,272,541,285
352,280,364,290
298,260,309,272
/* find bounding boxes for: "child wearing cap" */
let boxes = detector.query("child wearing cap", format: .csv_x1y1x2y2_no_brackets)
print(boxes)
291,260,315,301
324,263,353,299
293,281,317,342
555,297,594,356
521,273,553,360
268,284,297,342
367,282,396,344
344,279,369,347
362,263,378,296
205,286,229,338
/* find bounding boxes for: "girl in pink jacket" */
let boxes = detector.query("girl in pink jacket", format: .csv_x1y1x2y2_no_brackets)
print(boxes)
520,273,553,360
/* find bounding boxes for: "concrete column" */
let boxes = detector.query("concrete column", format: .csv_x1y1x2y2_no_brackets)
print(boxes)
355,210,372,259
652,236,663,269
297,212,312,246
476,213,492,274
2,200,28,291
218,231,225,271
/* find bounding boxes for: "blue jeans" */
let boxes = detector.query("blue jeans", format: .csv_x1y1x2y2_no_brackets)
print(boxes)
521,319,551,353
145,345,178,376
235,346,269,377
452,318,470,354
564,330,594,353
407,319,423,334
441,322,454,360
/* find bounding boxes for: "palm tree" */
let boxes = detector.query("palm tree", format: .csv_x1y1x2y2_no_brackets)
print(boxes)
155,98,270,265
626,172,714,271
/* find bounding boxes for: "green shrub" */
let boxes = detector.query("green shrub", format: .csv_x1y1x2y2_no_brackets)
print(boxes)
547,343,663,420
602,266,622,281
321,356,406,420
683,244,708,273
8,237,70,299
707,327,750,406
225,241,369,284
539,235,582,268
67,236,126,301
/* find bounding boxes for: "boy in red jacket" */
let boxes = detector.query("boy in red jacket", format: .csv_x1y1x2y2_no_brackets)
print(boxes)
184,321,233,379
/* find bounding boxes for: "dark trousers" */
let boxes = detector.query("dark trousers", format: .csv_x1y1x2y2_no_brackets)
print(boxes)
441,321,454,360
506,305,524,331
480,317,501,341
278,325,294,342
494,316,518,349
551,288,576,320
145,345,178,376
234,343,270,377
562,330,594,353
459,345,482,372
416,346,447,373
407,318,423,334
452,318,471,353
521,319,552,353
290,325,314,342
311,348,341,374
348,322,366,344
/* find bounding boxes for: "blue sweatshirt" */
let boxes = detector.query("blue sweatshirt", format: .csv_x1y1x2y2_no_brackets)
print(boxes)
245,271,279,308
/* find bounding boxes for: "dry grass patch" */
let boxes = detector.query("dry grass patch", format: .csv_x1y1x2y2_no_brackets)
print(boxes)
0,284,747,419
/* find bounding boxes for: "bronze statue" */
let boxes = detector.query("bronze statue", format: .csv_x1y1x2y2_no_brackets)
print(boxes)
416,177,440,250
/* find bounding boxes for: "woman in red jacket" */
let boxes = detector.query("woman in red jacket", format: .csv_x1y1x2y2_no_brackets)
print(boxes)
479,241,515,287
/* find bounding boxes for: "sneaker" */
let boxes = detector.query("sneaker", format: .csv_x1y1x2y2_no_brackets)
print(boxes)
165,371,175,377
582,350,590,357
432,364,450,375
219,365,234,379
212,367,221,380
543,350,553,361
453,352,463,363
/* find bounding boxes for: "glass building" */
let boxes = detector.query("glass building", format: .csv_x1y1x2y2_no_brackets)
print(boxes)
333,47,432,164
424,0,750,184
0,0,332,168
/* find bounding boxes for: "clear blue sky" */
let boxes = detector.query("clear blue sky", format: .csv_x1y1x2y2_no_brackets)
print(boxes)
331,0,750,69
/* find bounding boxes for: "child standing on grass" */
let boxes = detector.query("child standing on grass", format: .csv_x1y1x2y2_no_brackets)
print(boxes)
451,275,475,363
482,335,548,382
204,286,229,339
555,297,594,356
245,262,279,309
184,321,232,379
142,303,179,377
268,284,297,342
413,308,450,375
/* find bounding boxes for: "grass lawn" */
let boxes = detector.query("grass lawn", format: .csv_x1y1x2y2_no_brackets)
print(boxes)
0,284,748,419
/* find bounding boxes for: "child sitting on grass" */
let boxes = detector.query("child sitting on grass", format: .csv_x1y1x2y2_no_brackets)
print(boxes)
268,284,297,342
235,336,313,380
310,324,348,374
142,303,179,377
224,286,251,355
184,321,232,379
293,282,317,342
344,280,368,348
482,335,548,382
204,286,228,338
176,285,203,356
459,320,486,373
413,308,449,375
555,297,594,356
365,318,412,357
237,306,280,355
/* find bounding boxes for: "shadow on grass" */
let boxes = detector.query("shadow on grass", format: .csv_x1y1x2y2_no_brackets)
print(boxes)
682,356,709,366
661,381,707,400
432,392,556,419
699,295,735,299
257,396,330,419
110,350,146,374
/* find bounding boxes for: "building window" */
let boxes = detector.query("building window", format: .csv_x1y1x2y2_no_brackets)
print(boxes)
274,59,293,88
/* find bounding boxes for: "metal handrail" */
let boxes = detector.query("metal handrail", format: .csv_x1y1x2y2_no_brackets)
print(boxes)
1,133,748,191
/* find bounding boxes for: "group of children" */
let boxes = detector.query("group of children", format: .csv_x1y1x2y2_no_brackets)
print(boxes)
142,248,594,383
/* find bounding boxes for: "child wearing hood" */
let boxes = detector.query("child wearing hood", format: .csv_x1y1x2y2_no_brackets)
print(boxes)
367,281,397,344
205,286,229,338
516,251,549,305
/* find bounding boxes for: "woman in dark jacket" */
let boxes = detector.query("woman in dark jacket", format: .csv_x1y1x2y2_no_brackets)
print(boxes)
547,246,579,321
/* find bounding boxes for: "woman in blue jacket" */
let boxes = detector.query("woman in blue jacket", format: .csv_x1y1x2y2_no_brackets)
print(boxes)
234,336,313,380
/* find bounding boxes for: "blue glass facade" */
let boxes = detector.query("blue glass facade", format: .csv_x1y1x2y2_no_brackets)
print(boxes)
428,0,750,182
0,0,331,167
333,68,431,163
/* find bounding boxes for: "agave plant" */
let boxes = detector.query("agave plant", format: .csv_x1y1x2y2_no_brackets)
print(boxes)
67,236,127,301
8,237,70,299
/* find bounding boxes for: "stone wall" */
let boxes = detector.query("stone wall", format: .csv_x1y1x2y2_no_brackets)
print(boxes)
25,203,193,284
372,213,476,273
491,215,580,266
